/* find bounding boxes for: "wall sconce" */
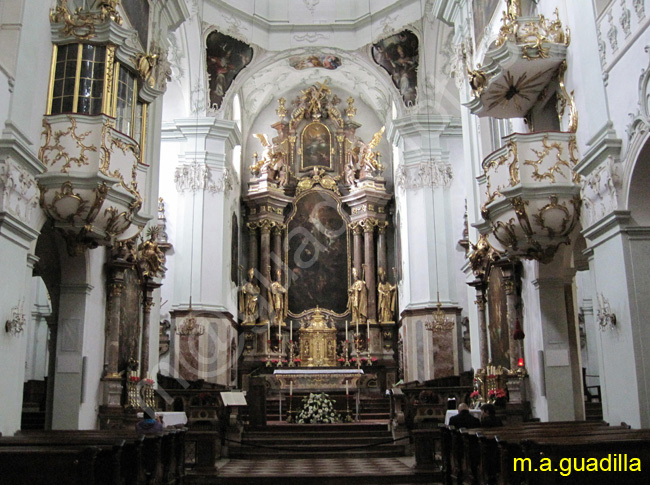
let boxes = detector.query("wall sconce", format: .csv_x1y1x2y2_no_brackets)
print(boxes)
596,293,617,331
5,300,26,336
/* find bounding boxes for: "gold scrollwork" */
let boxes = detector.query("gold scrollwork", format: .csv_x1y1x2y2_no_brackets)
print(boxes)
48,181,88,221
483,139,519,210
556,61,578,133
468,68,489,97
39,116,97,173
491,218,519,250
296,168,341,195
511,196,534,237
524,135,571,183
50,0,122,40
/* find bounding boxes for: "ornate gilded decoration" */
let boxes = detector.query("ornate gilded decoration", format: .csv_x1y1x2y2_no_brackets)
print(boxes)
296,168,341,195
556,60,578,133
298,308,338,367
50,0,122,40
251,133,289,181
495,8,570,59
468,68,489,97
523,135,572,183
39,117,97,173
136,228,165,278
345,97,357,119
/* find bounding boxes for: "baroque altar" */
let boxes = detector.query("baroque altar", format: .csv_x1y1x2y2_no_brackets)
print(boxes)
238,81,399,391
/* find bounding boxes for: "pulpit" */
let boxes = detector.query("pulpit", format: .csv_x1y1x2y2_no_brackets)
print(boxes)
299,308,337,367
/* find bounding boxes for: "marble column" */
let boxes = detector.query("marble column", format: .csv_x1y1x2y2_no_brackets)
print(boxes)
500,265,519,370
352,223,363,278
272,224,283,276
377,222,388,276
363,219,377,324
259,220,272,322
470,280,489,369
102,260,130,407
140,280,161,379
247,223,258,275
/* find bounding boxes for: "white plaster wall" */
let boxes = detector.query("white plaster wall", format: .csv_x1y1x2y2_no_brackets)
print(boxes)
25,277,51,382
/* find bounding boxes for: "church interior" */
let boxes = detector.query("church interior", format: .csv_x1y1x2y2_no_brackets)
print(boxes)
2,0,650,482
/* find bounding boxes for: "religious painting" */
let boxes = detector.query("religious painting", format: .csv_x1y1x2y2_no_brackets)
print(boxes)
290,54,341,70
206,31,253,110
372,30,419,107
472,0,501,44
122,0,150,50
487,266,510,369
301,122,332,170
287,190,349,316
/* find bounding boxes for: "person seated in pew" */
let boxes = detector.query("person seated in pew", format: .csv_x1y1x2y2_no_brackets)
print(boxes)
480,403,503,428
135,410,164,435
449,403,481,429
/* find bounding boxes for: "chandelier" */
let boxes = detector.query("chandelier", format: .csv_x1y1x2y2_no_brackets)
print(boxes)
425,292,455,333
176,298,205,336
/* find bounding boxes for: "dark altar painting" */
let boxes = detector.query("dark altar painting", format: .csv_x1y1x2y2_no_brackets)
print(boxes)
290,54,341,70
301,122,332,170
119,268,142,372
487,266,510,369
122,0,150,50
472,0,501,44
206,31,253,110
287,190,349,315
372,30,419,107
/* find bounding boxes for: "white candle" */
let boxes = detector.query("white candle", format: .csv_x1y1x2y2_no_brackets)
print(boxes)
267,319,271,352
345,320,348,342
290,321,293,341
345,380,349,396
290,381,293,396
367,319,370,350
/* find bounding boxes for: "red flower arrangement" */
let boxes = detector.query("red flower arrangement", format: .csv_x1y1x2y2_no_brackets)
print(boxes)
470,390,480,399
128,376,140,382
293,358,301,363
337,358,346,362
488,388,507,399
370,357,378,362
144,378,155,385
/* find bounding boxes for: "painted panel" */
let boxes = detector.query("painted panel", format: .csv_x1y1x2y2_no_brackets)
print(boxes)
487,266,510,369
301,122,332,170
372,30,418,107
287,190,349,316
206,31,253,110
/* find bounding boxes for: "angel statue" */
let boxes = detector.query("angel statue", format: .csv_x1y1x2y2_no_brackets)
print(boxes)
360,126,385,178
250,133,286,180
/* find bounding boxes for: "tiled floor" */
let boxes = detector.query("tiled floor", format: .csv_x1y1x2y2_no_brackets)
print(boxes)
214,456,440,484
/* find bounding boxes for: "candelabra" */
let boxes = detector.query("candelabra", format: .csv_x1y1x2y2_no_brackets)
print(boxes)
5,300,26,336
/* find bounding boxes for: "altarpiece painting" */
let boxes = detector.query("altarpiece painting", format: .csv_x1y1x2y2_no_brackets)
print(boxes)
287,190,349,316
301,122,332,170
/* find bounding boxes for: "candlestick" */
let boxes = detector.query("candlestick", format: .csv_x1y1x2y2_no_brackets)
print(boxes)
345,380,349,396
290,380,293,396
345,320,348,342
290,320,293,341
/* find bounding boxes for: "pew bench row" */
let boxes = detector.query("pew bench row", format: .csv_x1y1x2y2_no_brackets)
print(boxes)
0,428,186,485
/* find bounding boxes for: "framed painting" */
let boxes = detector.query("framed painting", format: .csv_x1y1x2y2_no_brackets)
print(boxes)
372,30,419,107
206,31,253,110
301,122,332,170
487,266,510,369
286,190,349,316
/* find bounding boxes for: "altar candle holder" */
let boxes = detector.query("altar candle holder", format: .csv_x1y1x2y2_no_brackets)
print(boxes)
288,338,295,367
344,339,350,366
266,338,272,367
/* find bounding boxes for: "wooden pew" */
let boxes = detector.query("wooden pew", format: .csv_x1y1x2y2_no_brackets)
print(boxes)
521,431,650,484
0,445,101,485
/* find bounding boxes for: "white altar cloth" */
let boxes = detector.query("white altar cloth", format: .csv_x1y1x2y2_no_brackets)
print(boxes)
273,369,364,375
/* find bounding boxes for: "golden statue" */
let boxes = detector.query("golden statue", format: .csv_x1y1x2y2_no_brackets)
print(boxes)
348,267,367,325
137,229,164,278
268,269,287,325
250,133,286,179
377,268,396,324
239,268,260,324
360,126,385,176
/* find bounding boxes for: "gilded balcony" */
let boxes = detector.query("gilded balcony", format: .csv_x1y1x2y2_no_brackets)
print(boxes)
476,131,581,262
37,114,148,252
464,10,570,119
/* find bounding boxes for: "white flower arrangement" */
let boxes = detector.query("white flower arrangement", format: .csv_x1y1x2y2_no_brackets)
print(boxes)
296,392,341,424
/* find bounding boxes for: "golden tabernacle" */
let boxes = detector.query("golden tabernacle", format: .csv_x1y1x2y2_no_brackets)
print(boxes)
299,308,337,367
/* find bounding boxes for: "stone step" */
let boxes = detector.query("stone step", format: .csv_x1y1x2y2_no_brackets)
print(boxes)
243,436,395,446
247,422,390,433
229,446,407,460
245,430,391,439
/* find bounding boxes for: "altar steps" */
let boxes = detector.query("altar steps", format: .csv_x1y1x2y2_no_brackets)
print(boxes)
229,422,407,459
266,395,391,422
